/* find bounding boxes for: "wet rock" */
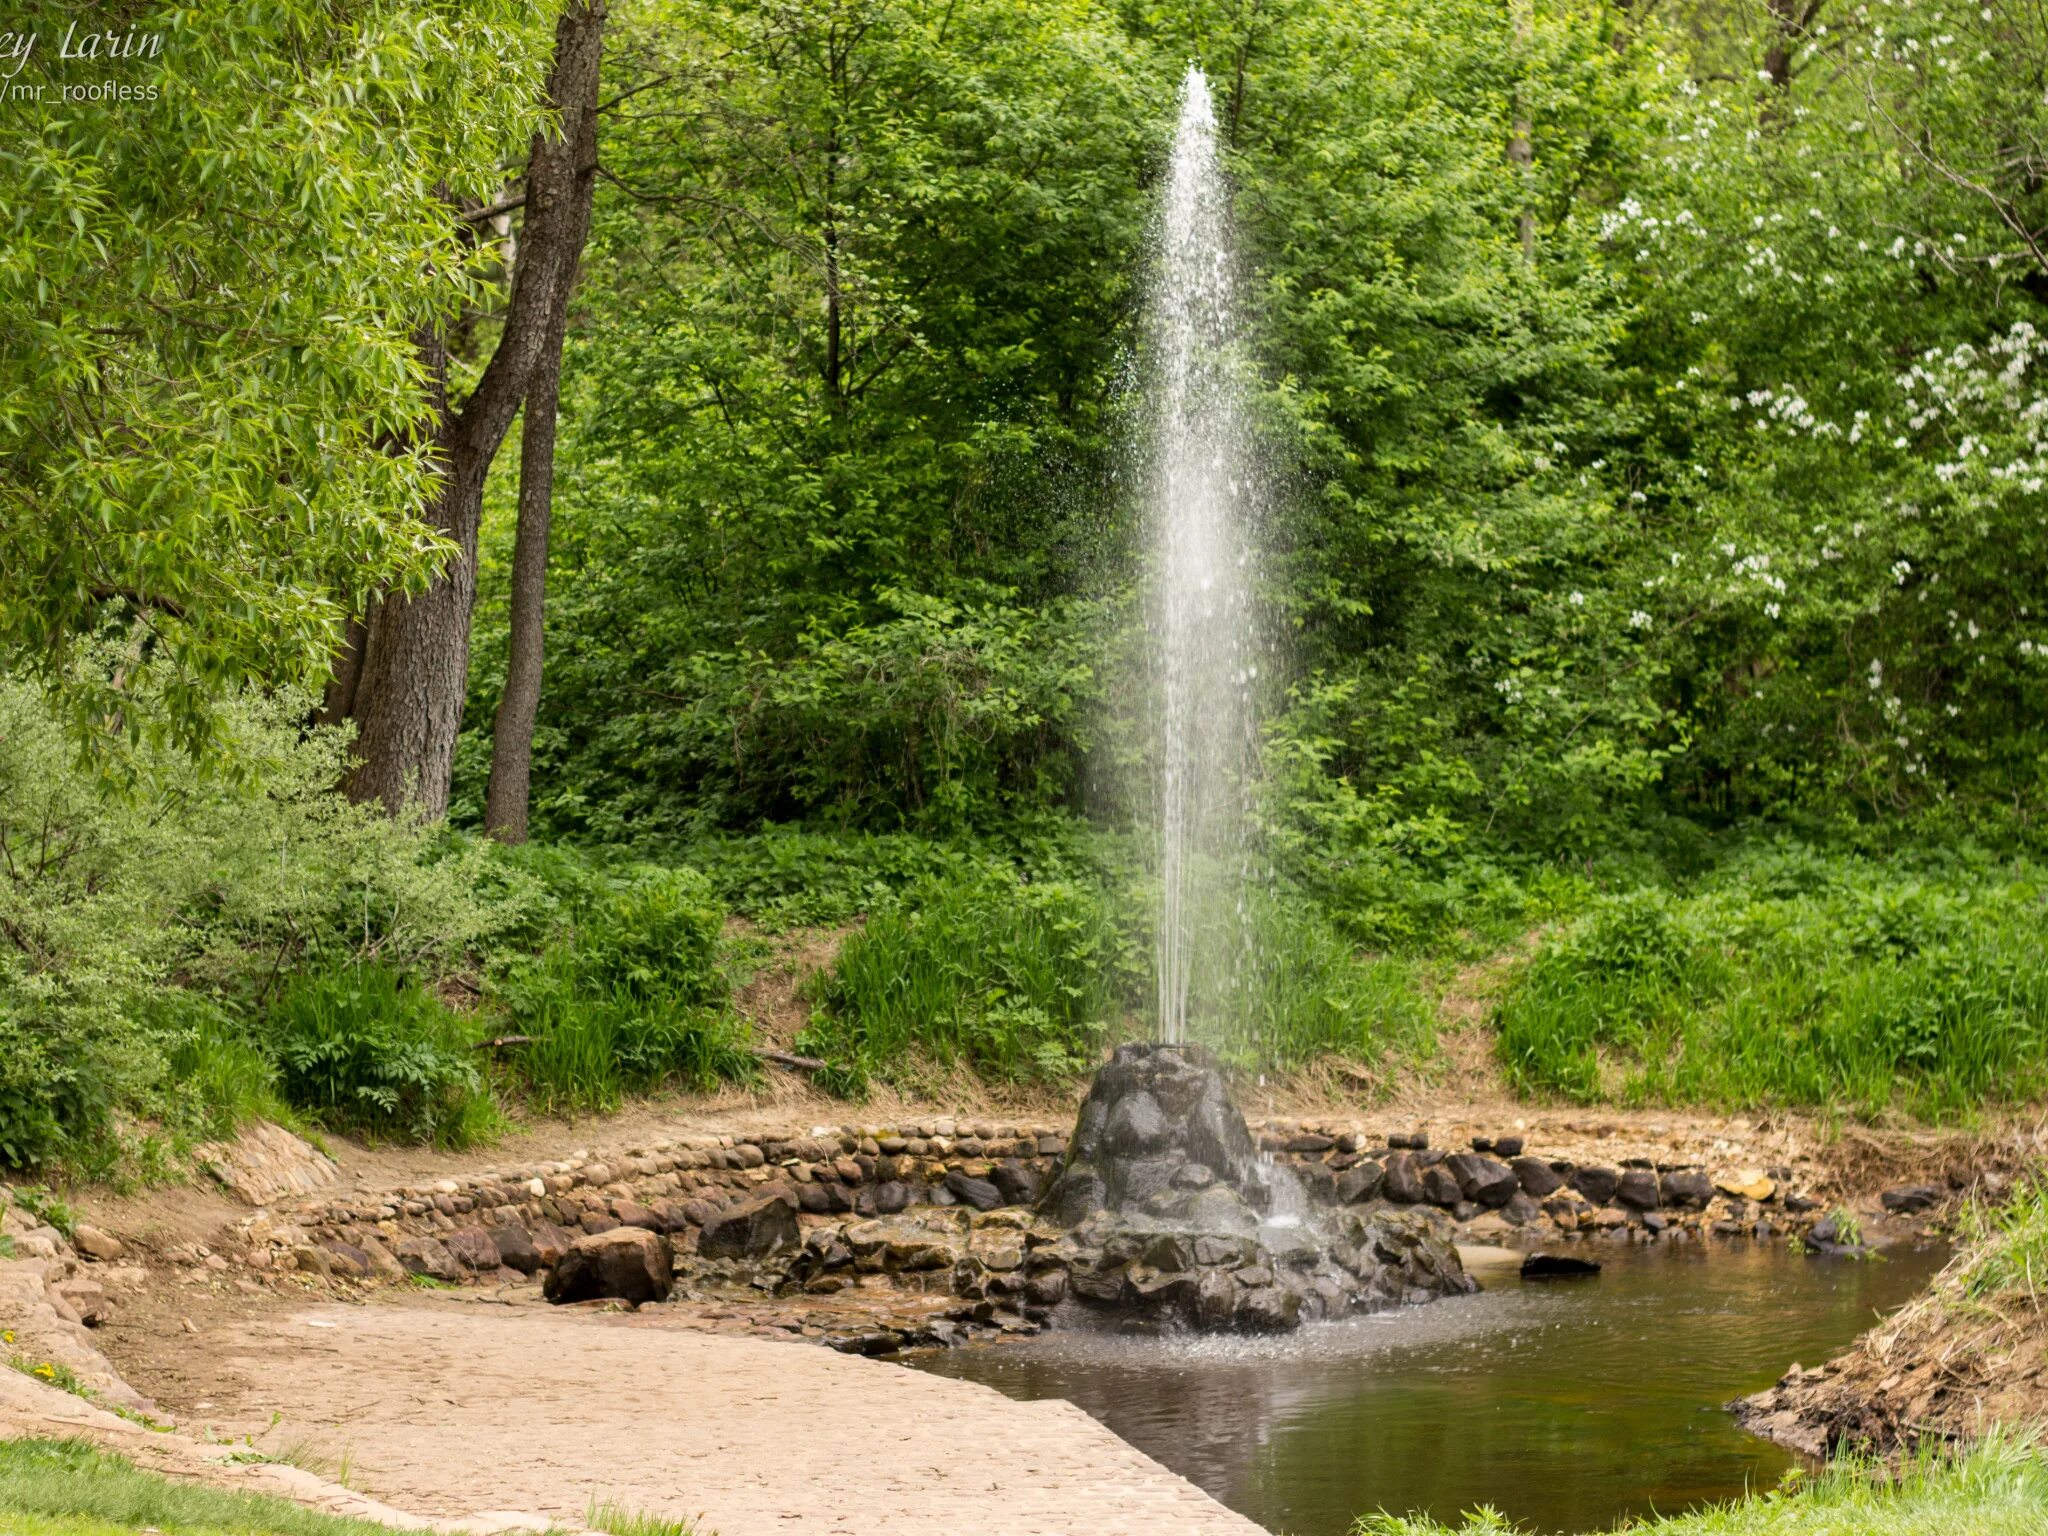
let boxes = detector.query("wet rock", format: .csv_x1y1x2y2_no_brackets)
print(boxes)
1512,1156,1564,1198
544,1227,674,1305
1336,1163,1385,1204
1105,1091,1171,1155
1881,1185,1941,1215
1570,1166,1620,1206
1660,1171,1713,1209
1615,1170,1662,1211
1445,1153,1517,1209
990,1161,1041,1206
1521,1254,1601,1280
697,1194,800,1260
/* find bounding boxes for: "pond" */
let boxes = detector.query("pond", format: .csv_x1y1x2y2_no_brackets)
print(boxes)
905,1238,1948,1535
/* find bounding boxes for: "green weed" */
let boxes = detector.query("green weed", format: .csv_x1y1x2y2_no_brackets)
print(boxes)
587,1497,707,1536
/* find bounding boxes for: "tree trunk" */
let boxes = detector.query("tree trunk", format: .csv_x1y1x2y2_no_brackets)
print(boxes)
340,2,608,818
483,48,603,842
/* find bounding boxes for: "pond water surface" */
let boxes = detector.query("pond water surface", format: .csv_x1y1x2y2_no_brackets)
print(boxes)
906,1239,1947,1535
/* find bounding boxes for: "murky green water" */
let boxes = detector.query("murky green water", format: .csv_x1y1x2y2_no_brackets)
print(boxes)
907,1240,1947,1535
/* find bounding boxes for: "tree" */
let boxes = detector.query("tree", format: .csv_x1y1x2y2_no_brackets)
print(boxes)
483,10,608,842
332,3,608,819
0,0,553,769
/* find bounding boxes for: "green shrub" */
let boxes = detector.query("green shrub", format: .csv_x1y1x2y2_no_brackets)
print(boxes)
491,863,750,1112
801,871,1142,1089
268,964,496,1146
1495,850,2048,1118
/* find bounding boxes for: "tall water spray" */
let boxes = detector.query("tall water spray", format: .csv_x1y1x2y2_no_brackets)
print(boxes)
1149,66,1265,1045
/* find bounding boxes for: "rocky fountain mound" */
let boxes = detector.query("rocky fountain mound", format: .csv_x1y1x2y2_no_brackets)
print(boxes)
1030,1042,1471,1332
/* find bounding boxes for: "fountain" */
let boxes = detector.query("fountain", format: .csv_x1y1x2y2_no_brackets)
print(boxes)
1031,69,1472,1333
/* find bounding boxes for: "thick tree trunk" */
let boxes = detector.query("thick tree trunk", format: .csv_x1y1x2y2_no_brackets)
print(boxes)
340,2,607,818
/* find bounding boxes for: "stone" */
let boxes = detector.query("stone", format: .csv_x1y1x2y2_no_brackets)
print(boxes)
612,1200,662,1230
697,1194,800,1260
1492,1136,1525,1157
1502,1193,1542,1226
70,1224,122,1262
1283,1133,1335,1154
394,1236,458,1282
1511,1156,1564,1197
1445,1153,1517,1208
1387,1132,1430,1150
445,1228,501,1271
1336,1163,1385,1204
1642,1210,1670,1233
1570,1166,1620,1206
1660,1171,1713,1209
1615,1170,1662,1211
1521,1254,1601,1279
318,1239,374,1279
1881,1184,1942,1215
1422,1165,1463,1207
1715,1169,1776,1202
1104,1091,1171,1155
53,1276,109,1326
990,1161,1041,1206
944,1170,1003,1212
492,1225,542,1275
1382,1153,1426,1204
544,1227,674,1305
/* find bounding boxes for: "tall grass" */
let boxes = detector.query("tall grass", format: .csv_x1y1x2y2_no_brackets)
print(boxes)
1495,852,2048,1118
1354,1433,2048,1535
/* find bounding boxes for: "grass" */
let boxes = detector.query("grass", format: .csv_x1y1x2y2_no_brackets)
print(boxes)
1354,1434,2048,1535
1492,849,2048,1120
587,1498,705,1536
0,1438,435,1536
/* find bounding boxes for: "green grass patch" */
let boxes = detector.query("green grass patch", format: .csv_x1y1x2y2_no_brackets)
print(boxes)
1494,847,2048,1119
1354,1434,2048,1535
588,1497,706,1536
0,1438,434,1536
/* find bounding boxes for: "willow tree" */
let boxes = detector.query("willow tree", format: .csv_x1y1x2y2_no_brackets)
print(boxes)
0,1,554,770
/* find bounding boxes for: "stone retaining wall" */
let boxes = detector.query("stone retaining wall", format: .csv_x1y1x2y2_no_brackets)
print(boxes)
223,1114,1877,1288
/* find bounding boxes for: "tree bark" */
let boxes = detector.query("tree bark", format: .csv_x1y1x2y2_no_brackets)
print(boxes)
483,55,602,841
340,3,608,819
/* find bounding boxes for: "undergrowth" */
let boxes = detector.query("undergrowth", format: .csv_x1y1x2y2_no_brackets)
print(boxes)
1354,1433,2048,1535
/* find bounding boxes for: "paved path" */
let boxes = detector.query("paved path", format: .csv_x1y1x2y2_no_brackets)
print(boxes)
205,1300,1267,1536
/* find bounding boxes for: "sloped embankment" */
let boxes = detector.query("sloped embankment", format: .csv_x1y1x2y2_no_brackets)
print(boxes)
1738,1178,2048,1456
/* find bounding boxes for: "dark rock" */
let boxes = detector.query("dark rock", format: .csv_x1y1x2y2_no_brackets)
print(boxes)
492,1225,542,1275
1104,1090,1171,1155
1642,1210,1670,1233
445,1227,501,1272
990,1161,1041,1206
1512,1156,1564,1198
697,1194,800,1260
612,1200,662,1231
1172,1163,1217,1191
1283,1133,1336,1154
394,1236,458,1282
1336,1163,1385,1204
1570,1166,1620,1205
1382,1153,1425,1204
1445,1153,1517,1208
1785,1193,1820,1214
1451,1201,1482,1222
1521,1254,1601,1280
1422,1164,1464,1207
1492,1136,1525,1158
1469,1136,1494,1152
1881,1184,1941,1215
1660,1171,1713,1209
580,1212,619,1236
529,1221,575,1268
545,1227,673,1305
1502,1193,1542,1226
944,1170,1003,1212
1387,1132,1430,1150
1615,1170,1662,1211
875,1180,911,1214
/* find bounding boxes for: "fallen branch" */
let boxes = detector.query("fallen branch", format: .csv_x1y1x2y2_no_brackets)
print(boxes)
753,1047,827,1073
472,1034,535,1050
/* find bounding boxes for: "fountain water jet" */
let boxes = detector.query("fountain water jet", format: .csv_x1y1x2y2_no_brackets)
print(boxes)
1149,65,1263,1047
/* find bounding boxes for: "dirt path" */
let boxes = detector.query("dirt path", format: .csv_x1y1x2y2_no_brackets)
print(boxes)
133,1294,1260,1536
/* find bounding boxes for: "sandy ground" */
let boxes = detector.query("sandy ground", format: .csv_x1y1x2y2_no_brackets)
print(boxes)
124,1293,1261,1536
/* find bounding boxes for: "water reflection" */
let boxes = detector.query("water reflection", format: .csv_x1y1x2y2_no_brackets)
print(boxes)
907,1240,1947,1535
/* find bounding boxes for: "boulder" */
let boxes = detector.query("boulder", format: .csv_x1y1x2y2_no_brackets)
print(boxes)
1570,1166,1620,1206
394,1236,458,1282
1615,1170,1662,1211
544,1227,674,1305
944,1170,1003,1212
1336,1163,1385,1204
1492,1136,1525,1158
1660,1171,1713,1209
1382,1153,1425,1204
445,1228,501,1272
697,1193,800,1260
1715,1168,1777,1202
1445,1153,1517,1208
70,1224,123,1263
492,1224,542,1276
1421,1164,1463,1207
990,1161,1041,1207
1512,1156,1564,1197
